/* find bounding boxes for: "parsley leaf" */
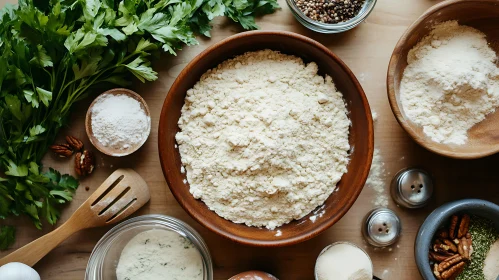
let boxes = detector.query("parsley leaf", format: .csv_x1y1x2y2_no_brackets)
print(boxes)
0,225,15,250
35,87,52,107
29,45,53,68
125,57,158,82
5,161,28,177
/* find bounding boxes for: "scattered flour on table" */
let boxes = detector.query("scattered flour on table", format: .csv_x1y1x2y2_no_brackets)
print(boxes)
365,109,388,207
366,149,388,207
484,238,499,280
116,229,203,280
176,50,350,230
371,110,378,122
91,93,150,151
400,21,499,145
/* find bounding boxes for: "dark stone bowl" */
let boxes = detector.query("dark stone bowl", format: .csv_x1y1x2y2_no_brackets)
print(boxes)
415,199,499,280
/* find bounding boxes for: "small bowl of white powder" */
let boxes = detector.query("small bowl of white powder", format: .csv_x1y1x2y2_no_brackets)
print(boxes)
85,214,213,280
86,88,151,157
315,242,374,280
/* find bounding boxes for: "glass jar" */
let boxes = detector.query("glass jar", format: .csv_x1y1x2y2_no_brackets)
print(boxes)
85,214,213,280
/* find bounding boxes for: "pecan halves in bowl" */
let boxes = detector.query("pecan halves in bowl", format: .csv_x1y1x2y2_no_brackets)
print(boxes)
458,236,472,260
432,255,466,280
430,251,455,263
449,214,470,239
457,214,470,238
442,239,458,253
449,215,459,239
437,255,463,272
431,214,473,279
441,260,466,279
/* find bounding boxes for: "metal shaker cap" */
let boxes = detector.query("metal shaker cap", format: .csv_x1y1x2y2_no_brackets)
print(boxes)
362,208,401,247
390,168,433,209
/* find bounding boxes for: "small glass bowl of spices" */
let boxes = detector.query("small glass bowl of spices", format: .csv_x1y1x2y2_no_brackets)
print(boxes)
286,0,377,33
85,214,213,280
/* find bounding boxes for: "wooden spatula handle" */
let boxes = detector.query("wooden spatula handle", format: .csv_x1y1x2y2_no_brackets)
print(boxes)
0,219,81,267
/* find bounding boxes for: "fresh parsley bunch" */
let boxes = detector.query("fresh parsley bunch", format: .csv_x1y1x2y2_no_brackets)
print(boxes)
0,0,279,248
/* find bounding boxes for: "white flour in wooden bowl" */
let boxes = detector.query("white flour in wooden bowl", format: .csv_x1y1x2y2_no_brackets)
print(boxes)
175,50,350,229
400,21,499,145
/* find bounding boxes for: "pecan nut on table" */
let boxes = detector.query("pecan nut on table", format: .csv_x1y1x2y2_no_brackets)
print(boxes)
430,214,473,280
50,135,84,158
66,135,84,152
75,150,95,177
49,143,74,158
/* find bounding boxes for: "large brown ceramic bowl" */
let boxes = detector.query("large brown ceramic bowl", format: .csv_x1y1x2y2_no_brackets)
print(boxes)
387,0,499,159
158,31,374,247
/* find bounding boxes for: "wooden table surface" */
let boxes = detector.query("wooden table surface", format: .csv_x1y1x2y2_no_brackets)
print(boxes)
2,0,499,279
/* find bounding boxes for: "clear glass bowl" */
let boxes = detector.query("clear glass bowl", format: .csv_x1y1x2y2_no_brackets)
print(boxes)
286,0,377,33
85,214,213,280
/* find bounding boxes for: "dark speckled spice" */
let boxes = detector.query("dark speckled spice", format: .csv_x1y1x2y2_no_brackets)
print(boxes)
294,0,365,24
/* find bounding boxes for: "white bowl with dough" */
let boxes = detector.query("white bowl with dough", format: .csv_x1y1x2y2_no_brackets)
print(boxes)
85,214,213,280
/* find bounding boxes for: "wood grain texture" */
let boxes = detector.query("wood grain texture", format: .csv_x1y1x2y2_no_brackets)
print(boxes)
387,0,499,159
1,0,499,279
159,31,374,247
0,169,150,267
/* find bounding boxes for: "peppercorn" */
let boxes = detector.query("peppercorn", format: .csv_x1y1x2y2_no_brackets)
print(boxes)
294,0,365,24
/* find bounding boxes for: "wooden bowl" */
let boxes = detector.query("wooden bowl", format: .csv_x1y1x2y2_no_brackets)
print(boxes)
158,31,374,247
387,0,499,159
85,88,151,157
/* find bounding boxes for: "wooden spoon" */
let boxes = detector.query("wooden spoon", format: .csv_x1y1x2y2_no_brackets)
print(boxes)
0,168,150,267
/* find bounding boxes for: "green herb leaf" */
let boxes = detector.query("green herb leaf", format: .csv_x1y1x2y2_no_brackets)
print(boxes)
124,57,158,82
41,199,59,226
0,225,15,250
4,161,28,177
202,0,225,20
99,28,126,41
24,204,42,229
135,38,158,53
73,60,100,80
5,95,23,121
58,174,79,190
23,90,40,108
35,87,52,107
0,194,12,219
29,45,53,68
29,125,46,137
